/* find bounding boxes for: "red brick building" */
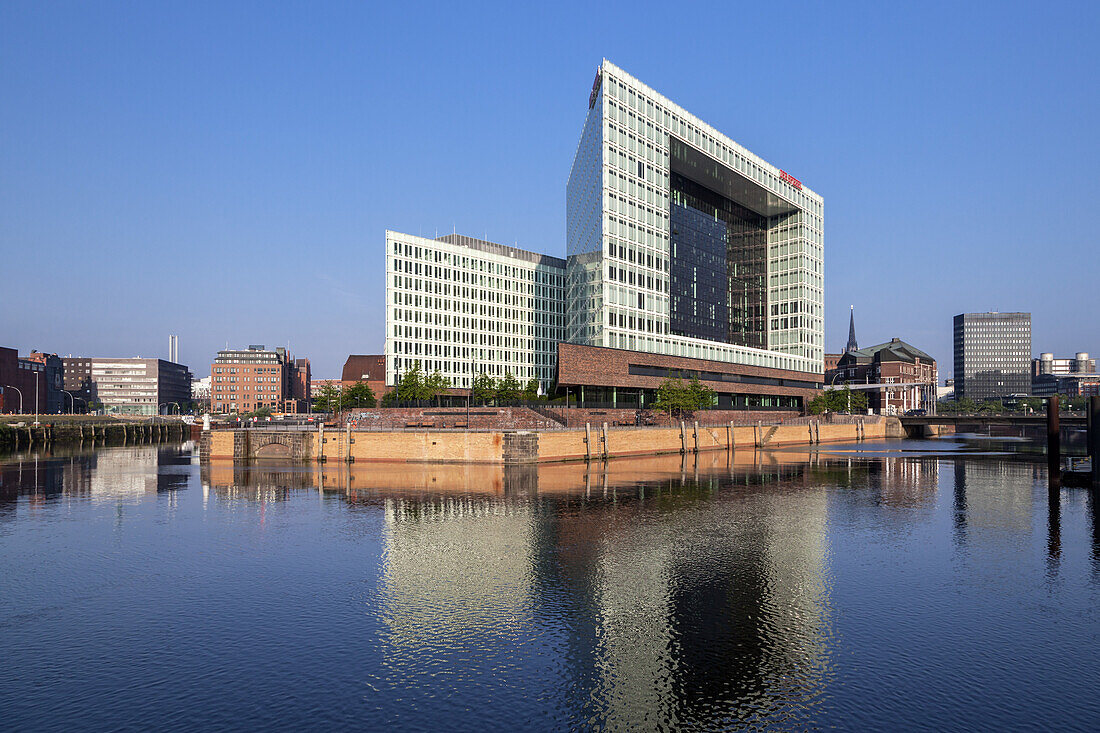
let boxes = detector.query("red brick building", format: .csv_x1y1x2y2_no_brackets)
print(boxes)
555,342,820,413
825,338,938,414
341,355,386,398
23,351,64,414
210,346,311,414
0,346,48,415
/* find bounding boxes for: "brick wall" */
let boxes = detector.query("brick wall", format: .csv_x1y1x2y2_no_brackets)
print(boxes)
538,407,802,428
344,407,559,431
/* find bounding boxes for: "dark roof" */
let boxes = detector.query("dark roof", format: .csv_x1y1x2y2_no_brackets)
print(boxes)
838,338,935,366
342,354,385,382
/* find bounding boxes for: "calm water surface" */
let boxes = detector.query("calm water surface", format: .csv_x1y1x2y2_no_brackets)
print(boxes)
1,440,1099,731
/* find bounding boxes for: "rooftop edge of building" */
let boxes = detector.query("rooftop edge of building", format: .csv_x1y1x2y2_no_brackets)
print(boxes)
599,58,822,203
387,230,566,269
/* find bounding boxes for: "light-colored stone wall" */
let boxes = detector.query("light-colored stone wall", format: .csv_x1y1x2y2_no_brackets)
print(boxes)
205,417,896,464
316,430,504,464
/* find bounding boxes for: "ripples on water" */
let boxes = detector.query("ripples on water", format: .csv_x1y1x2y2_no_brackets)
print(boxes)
1,442,1098,731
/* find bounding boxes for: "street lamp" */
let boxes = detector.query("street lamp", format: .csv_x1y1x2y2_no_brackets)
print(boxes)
62,390,75,414
828,371,851,413
3,385,22,414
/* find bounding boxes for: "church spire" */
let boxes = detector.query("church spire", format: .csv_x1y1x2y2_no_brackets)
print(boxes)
845,305,859,353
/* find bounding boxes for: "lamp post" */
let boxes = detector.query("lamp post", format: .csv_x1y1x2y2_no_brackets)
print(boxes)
34,370,40,426
3,385,22,414
62,390,75,414
829,371,847,413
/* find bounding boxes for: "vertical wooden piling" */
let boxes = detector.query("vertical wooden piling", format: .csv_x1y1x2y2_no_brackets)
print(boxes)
1089,396,1100,487
1047,395,1060,486
585,423,592,461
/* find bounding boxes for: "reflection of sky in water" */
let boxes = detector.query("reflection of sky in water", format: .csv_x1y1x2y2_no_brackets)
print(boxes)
0,443,1098,730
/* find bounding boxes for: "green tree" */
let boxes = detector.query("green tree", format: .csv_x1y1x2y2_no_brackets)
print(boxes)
522,379,540,401
653,378,690,417
496,371,521,403
313,384,341,413
686,376,716,410
342,381,376,409
472,373,496,405
808,386,868,415
396,361,428,402
424,370,450,405
956,397,977,413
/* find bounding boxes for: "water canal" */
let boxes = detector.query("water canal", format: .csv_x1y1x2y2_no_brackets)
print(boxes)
1,438,1098,730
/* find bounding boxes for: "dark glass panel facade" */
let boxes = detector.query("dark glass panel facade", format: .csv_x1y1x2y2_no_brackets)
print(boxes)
669,172,768,349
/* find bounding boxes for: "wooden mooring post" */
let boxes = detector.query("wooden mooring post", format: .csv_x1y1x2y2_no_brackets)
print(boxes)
1047,395,1060,487
1089,396,1100,487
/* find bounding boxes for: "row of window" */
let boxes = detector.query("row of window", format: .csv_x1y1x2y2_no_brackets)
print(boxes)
392,241,563,284
602,70,822,217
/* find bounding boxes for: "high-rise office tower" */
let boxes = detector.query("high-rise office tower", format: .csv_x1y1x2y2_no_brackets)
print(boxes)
566,60,823,374
953,312,1031,401
383,60,825,411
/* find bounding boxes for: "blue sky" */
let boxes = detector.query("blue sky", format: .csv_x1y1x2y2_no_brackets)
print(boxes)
2,1,1098,378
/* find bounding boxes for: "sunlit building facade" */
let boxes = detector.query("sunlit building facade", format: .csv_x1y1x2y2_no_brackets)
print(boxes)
385,231,565,392
566,60,824,374
383,60,825,410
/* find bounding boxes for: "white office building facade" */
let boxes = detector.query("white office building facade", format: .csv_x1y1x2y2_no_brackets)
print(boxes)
385,231,565,392
383,60,824,407
567,60,823,375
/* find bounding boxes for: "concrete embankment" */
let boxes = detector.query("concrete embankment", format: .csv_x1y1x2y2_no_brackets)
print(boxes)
0,419,188,451
201,417,902,465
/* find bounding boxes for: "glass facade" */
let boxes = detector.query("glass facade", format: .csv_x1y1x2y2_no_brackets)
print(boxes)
565,60,824,375
669,172,767,348
384,60,825,398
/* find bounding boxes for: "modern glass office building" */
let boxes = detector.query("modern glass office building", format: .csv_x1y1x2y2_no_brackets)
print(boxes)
383,61,825,410
952,312,1032,401
566,60,824,375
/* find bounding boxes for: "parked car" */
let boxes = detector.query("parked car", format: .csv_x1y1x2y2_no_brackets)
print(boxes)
905,408,927,416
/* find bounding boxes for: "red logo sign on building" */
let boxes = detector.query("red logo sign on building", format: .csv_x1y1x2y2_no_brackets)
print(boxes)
780,170,803,190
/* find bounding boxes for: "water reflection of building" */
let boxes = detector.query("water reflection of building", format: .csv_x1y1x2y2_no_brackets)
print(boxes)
364,453,835,729
202,462,317,503
951,459,1040,537
0,446,189,511
868,457,940,508
0,455,68,504
87,446,189,502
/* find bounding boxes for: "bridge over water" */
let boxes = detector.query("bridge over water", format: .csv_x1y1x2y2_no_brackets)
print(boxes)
901,414,1087,428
